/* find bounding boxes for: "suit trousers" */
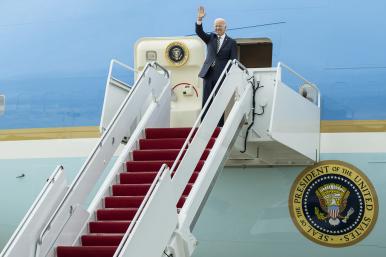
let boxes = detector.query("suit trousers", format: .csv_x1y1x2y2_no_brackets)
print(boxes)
201,67,225,127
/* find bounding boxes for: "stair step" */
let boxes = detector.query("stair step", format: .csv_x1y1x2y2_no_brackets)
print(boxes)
112,184,150,196
56,246,117,257
145,127,220,139
139,138,216,150
112,183,193,197
105,195,189,208
55,127,211,256
126,160,205,172
145,127,197,139
132,149,210,161
97,208,138,221
119,172,157,184
126,160,175,172
105,196,144,208
119,171,199,184
81,234,123,246
89,221,131,234
81,234,124,246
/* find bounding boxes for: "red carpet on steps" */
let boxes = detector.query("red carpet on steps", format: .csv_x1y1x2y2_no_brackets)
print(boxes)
56,127,220,257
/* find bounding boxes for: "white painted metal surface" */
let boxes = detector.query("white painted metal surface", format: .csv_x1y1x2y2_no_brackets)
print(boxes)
229,63,320,165
269,80,320,161
171,62,251,203
40,64,169,257
94,59,252,257
248,68,276,141
180,73,252,228
135,37,206,127
158,60,252,257
0,166,67,257
42,205,90,257
268,62,320,162
100,59,137,133
170,65,253,257
0,61,170,257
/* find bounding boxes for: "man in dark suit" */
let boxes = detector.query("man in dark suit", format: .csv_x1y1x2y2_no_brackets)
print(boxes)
196,6,237,126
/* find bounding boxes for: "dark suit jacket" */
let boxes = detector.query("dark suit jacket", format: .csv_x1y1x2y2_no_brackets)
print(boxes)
195,23,237,79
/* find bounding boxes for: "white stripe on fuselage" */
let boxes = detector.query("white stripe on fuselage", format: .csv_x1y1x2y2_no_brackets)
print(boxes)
0,132,385,159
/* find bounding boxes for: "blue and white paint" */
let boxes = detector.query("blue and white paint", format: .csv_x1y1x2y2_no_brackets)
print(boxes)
1,0,386,129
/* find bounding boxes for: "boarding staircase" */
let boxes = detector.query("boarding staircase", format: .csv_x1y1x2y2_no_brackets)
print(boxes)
0,59,320,257
56,126,221,257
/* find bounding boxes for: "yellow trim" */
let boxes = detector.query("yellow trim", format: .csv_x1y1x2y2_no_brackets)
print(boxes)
321,120,386,133
0,120,385,141
0,126,100,141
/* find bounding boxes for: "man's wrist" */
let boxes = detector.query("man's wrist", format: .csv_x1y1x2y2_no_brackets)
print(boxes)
196,18,202,25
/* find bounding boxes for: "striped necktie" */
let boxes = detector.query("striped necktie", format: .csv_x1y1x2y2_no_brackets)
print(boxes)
216,35,221,53
211,35,221,67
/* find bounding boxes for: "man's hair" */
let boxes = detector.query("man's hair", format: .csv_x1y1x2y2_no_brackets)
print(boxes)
214,18,227,28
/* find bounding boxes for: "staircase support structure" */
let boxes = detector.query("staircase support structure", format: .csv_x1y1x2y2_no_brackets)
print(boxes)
1,58,320,257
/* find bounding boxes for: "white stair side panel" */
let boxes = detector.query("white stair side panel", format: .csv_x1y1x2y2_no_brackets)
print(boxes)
269,81,320,161
116,172,178,257
1,168,67,257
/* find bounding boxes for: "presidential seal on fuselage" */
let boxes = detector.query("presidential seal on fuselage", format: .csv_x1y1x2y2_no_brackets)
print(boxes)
289,160,378,247
165,41,189,66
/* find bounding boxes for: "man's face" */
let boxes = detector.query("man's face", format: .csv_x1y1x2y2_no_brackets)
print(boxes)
214,20,226,36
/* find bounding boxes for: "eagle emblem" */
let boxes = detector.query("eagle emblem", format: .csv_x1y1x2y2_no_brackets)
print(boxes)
165,41,189,66
314,183,354,226
289,160,378,247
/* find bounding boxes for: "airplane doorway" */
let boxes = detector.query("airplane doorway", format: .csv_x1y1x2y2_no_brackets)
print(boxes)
236,38,272,68
224,38,273,121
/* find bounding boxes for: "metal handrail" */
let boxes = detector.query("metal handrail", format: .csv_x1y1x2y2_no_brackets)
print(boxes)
179,73,253,234
108,59,170,88
278,62,321,107
0,165,63,257
169,59,246,174
113,59,248,257
113,164,170,257
100,59,138,133
111,59,138,73
169,60,230,173
233,59,249,74
110,77,132,90
34,62,167,257
151,61,170,78
87,73,171,214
